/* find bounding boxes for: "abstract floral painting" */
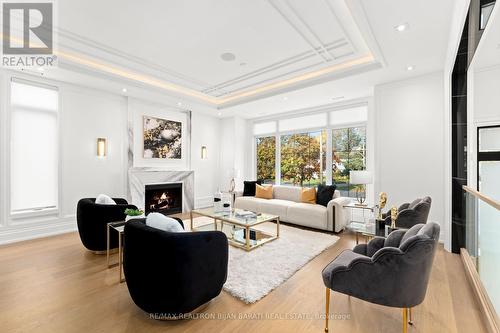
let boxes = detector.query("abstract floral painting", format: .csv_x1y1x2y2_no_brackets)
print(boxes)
143,116,182,159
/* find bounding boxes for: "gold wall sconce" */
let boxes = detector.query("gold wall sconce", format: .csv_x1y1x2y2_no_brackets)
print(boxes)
97,138,107,157
201,146,207,159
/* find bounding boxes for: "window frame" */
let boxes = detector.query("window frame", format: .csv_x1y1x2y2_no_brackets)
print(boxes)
8,77,61,219
253,104,368,196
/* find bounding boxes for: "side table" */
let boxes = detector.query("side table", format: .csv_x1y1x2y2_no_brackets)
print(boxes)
107,221,126,283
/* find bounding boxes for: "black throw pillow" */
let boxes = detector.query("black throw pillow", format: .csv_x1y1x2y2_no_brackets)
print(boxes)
243,180,262,196
316,184,337,207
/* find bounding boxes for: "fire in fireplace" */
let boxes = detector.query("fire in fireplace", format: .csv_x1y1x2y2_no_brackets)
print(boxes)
145,183,182,215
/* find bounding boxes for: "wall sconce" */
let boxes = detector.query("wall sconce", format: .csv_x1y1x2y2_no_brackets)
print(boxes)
201,146,207,159
97,138,107,157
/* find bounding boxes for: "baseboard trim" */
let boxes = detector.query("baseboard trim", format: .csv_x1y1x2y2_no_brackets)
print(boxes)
0,219,77,245
460,248,500,333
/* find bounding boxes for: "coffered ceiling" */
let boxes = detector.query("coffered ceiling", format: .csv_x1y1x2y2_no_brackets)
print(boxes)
50,0,380,107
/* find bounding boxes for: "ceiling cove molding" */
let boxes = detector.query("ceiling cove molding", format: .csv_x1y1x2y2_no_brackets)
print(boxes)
4,0,381,108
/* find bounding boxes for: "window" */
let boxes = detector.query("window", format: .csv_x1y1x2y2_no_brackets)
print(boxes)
478,126,500,200
280,130,326,187
480,2,495,30
253,105,368,197
10,80,58,213
332,127,366,197
256,136,276,184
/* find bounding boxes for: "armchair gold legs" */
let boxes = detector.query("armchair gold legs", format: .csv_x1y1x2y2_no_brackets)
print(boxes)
325,287,330,332
324,288,414,333
403,307,413,333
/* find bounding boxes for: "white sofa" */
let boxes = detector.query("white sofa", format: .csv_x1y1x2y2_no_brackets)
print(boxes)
234,185,351,232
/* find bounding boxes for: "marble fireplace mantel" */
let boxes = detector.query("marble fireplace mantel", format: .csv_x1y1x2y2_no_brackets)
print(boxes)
128,168,194,212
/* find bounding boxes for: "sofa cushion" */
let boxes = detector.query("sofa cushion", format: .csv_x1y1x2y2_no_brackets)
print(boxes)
316,184,337,207
257,199,295,220
146,213,184,233
234,196,267,212
243,180,262,196
95,194,116,205
287,202,328,229
272,185,302,202
256,184,273,199
301,187,316,204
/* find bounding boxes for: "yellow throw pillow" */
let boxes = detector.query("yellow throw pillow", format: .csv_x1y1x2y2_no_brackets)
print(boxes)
301,187,316,204
255,184,273,199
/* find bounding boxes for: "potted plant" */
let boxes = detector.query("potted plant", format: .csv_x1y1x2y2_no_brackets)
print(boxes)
124,208,145,221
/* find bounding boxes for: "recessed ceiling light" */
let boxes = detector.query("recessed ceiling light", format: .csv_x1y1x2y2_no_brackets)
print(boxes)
122,88,127,93
406,65,415,71
177,102,182,106
218,112,222,116
220,52,236,61
395,23,409,32
282,96,288,101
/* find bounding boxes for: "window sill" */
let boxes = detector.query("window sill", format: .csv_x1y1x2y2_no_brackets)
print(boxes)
10,208,59,220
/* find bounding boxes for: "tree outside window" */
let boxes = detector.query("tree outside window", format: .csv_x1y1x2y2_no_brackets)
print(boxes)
256,136,276,184
332,127,366,197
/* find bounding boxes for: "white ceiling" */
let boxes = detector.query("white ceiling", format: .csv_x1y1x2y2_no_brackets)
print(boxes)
3,0,462,117
224,0,459,118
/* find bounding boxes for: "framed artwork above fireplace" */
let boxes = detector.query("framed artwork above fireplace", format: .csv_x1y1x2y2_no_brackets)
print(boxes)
143,116,182,159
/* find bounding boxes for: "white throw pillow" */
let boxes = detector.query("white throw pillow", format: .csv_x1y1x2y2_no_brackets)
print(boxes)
146,213,184,232
95,194,116,205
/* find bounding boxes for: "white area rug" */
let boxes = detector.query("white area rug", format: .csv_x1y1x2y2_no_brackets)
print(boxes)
184,217,339,304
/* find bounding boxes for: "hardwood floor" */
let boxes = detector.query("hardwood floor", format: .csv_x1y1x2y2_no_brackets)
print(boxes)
0,219,485,333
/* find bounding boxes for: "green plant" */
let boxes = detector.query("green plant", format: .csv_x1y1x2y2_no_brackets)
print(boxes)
124,208,144,216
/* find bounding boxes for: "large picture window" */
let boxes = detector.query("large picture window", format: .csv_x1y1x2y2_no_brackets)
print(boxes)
252,106,367,197
332,127,366,197
256,136,276,184
10,79,59,213
280,131,326,187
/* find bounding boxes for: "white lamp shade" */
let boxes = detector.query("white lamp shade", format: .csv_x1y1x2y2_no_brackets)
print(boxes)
350,170,373,184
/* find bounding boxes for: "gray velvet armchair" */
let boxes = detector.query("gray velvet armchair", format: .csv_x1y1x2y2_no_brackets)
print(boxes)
322,223,440,333
382,197,432,229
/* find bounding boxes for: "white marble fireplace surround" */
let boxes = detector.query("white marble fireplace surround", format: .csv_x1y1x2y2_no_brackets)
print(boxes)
129,168,194,213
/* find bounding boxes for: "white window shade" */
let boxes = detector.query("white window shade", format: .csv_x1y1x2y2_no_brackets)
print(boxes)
279,113,327,132
330,106,367,126
253,121,276,135
479,127,500,152
10,81,58,213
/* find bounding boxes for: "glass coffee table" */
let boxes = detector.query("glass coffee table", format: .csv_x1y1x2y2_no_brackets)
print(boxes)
190,207,280,251
346,219,407,244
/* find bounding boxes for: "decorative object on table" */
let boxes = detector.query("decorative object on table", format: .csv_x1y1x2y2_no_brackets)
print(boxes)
382,197,432,229
390,206,398,229
214,189,222,212
222,201,232,213
227,168,240,192
124,208,145,221
143,116,182,159
349,170,373,206
377,192,388,219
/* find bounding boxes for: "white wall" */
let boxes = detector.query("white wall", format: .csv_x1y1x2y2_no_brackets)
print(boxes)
191,112,221,207
0,71,129,244
467,65,500,191
219,116,248,192
0,71,222,244
374,72,446,241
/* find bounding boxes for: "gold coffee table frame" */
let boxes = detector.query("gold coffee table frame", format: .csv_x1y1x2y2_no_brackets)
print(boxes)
190,208,280,252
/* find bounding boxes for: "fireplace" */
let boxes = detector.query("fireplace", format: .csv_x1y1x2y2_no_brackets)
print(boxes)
145,183,183,215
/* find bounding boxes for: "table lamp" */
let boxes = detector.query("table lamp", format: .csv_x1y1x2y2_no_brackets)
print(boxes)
350,170,373,206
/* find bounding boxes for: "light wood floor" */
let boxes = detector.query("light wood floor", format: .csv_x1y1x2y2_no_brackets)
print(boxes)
0,216,485,333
